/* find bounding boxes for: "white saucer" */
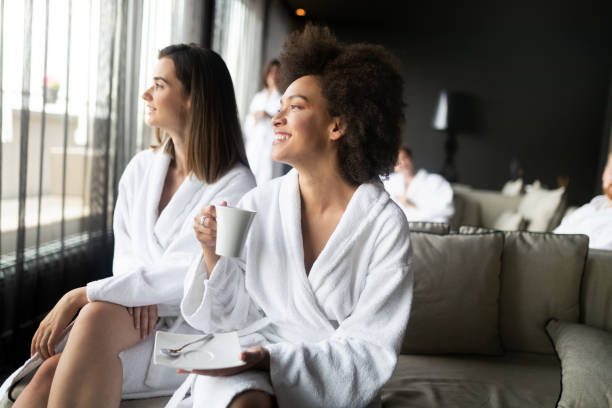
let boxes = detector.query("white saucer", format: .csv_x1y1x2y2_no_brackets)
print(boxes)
153,331,246,370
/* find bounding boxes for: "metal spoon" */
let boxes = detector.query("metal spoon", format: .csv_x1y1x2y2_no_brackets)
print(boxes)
161,333,214,358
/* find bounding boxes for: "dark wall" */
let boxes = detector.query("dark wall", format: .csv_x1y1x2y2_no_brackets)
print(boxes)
329,1,612,205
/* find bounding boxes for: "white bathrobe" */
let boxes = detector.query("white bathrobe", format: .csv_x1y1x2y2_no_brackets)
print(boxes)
384,169,454,222
171,169,413,408
554,195,612,250
0,147,256,401
243,89,284,185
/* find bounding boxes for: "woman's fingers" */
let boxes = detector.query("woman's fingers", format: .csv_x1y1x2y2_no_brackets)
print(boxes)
193,215,217,231
46,330,57,358
134,306,141,331
38,330,51,359
31,329,39,356
148,305,158,337
240,346,265,364
141,307,149,339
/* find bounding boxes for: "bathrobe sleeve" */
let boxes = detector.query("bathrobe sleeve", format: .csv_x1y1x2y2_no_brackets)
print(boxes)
266,214,413,408
181,254,264,334
86,165,255,309
85,167,193,308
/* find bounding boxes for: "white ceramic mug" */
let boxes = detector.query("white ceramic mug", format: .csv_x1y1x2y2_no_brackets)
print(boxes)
215,206,256,257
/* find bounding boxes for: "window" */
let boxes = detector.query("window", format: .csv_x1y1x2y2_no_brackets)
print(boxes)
212,0,265,121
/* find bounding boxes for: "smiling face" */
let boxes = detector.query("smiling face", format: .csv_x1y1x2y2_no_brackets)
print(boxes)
270,75,342,169
141,57,190,135
603,154,612,199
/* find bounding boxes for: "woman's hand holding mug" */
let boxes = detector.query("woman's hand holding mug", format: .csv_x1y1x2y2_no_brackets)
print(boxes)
194,201,227,276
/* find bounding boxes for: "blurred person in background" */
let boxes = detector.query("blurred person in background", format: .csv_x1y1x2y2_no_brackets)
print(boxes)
384,146,454,223
554,152,612,250
244,59,285,185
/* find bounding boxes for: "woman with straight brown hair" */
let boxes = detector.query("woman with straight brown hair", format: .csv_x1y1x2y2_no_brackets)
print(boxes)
1,43,256,407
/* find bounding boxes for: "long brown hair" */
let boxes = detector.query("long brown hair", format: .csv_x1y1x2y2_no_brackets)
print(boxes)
152,43,249,183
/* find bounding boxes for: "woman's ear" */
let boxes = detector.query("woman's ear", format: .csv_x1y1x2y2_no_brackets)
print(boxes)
329,117,347,141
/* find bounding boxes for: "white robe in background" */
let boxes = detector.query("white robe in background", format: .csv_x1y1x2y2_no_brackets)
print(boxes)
554,195,612,250
0,147,255,401
384,169,454,223
243,88,283,184
170,169,413,408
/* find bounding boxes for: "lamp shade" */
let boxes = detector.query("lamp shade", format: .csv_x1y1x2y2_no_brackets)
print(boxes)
432,90,448,131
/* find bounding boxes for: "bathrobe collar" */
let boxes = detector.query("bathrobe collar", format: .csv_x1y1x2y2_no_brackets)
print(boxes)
146,148,206,251
278,169,390,333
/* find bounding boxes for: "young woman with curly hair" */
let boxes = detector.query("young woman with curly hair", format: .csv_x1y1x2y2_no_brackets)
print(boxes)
174,25,413,408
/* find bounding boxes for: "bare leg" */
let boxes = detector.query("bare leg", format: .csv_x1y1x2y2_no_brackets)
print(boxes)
12,354,61,408
47,302,142,408
229,390,277,408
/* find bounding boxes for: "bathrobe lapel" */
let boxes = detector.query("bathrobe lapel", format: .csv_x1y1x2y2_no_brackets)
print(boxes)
154,174,205,250
144,151,206,252
278,171,335,336
144,151,170,253
276,171,388,338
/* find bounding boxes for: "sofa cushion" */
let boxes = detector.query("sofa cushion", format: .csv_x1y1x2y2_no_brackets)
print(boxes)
500,232,588,353
407,221,450,235
492,210,525,231
382,353,560,408
546,320,612,408
402,232,504,355
517,186,565,232
581,249,612,332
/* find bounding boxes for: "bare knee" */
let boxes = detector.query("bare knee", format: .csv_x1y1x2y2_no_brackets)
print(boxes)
27,353,61,392
72,301,125,336
69,301,140,355
229,390,276,408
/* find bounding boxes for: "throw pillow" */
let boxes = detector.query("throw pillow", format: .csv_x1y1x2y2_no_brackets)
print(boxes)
501,178,523,196
402,231,504,355
501,232,588,353
546,320,612,408
492,210,525,231
518,186,565,232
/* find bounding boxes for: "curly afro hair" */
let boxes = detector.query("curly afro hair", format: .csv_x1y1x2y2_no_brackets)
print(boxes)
277,24,405,185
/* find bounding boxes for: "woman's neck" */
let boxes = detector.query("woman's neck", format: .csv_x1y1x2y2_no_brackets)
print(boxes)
168,132,187,175
297,164,357,214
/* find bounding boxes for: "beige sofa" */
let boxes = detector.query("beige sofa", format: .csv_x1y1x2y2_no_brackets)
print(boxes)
5,225,611,408
451,184,567,232
382,223,612,407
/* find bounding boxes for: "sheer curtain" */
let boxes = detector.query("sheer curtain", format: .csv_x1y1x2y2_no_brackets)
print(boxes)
212,0,265,122
0,0,205,370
